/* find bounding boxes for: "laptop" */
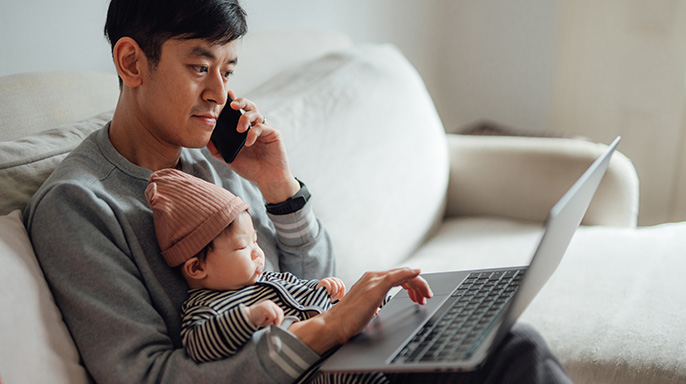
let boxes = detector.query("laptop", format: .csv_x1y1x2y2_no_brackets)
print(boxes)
321,136,621,374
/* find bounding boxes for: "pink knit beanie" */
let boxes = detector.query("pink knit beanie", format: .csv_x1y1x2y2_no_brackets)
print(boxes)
145,168,249,267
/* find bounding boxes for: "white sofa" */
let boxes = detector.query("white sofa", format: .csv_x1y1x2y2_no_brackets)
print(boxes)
1,30,684,384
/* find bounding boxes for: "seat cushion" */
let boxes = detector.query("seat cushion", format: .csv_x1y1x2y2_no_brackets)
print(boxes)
521,222,686,384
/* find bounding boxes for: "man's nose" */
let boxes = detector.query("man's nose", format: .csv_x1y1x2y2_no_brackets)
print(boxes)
203,71,228,106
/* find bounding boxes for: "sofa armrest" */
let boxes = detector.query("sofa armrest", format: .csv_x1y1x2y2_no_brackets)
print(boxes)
445,134,640,227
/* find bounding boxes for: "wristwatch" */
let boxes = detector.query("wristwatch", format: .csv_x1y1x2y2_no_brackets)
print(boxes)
265,179,311,215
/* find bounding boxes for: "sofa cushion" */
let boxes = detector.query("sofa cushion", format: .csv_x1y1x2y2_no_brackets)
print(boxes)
0,71,118,142
520,222,686,383
0,210,90,384
245,44,449,284
0,111,112,215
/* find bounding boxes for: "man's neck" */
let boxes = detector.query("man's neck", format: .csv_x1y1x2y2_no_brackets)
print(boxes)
109,102,182,172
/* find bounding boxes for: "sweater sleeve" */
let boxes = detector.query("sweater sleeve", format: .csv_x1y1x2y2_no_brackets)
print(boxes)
267,197,336,280
24,182,321,384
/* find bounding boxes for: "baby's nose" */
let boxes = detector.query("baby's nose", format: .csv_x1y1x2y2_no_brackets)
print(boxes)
251,246,263,259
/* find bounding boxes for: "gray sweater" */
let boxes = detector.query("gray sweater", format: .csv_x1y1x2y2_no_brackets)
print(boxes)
23,125,336,384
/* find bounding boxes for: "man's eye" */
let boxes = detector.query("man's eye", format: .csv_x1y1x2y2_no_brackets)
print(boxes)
223,71,233,80
193,65,208,73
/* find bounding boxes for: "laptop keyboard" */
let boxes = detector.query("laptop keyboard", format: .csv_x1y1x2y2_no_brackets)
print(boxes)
391,269,524,364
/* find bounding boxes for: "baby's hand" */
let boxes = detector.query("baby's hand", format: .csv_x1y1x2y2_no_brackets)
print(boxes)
243,300,284,327
317,277,346,302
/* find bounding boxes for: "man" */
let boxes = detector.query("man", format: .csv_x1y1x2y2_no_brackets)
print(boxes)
24,0,571,383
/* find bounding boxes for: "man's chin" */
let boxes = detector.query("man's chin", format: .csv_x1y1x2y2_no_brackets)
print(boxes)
183,135,212,150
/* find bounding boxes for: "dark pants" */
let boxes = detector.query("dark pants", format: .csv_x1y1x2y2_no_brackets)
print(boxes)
307,323,572,384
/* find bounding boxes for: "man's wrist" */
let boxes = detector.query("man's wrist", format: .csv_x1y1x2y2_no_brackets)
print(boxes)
265,178,311,215
260,177,301,205
288,315,337,355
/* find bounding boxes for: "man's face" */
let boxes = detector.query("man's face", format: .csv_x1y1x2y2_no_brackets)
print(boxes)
137,38,238,149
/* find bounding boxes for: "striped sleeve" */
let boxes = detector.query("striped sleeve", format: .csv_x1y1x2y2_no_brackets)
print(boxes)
267,198,320,248
181,302,259,363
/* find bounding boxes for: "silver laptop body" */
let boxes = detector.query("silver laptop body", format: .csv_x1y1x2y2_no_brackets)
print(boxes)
320,137,620,373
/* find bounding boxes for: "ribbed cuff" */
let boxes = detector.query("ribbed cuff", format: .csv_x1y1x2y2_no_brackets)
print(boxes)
267,199,320,247
255,318,321,383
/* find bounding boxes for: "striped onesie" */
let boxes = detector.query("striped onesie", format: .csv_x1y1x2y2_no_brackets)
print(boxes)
181,271,334,363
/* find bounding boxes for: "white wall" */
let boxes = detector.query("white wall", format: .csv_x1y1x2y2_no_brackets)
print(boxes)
551,0,686,225
0,0,114,75
241,0,560,134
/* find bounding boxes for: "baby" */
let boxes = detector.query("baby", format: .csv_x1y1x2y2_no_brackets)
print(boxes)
145,168,345,363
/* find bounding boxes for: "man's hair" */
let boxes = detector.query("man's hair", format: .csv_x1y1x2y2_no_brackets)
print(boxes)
104,0,247,68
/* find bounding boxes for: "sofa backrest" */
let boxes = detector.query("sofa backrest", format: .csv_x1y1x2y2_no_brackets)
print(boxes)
0,71,120,142
243,44,449,283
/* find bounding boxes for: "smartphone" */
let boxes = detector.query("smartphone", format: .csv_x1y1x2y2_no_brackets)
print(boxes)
210,95,249,163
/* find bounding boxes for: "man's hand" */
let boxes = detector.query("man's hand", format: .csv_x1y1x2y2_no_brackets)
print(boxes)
242,300,284,328
289,268,433,354
317,277,346,302
207,90,300,204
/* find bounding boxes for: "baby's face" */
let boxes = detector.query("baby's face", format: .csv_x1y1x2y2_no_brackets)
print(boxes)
200,212,265,291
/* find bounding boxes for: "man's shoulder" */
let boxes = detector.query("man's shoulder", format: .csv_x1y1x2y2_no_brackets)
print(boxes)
23,127,144,227
47,128,111,180
30,133,110,198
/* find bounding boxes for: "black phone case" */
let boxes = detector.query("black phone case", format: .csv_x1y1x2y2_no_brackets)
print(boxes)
210,95,249,163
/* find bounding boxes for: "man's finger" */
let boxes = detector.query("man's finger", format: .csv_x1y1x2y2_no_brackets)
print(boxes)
383,268,422,287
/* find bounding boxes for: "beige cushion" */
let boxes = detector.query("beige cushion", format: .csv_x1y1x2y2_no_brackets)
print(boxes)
245,44,449,284
0,210,89,384
0,71,118,142
522,222,686,383
0,111,112,215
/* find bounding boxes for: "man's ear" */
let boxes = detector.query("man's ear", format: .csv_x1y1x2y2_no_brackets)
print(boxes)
183,257,207,280
112,37,146,88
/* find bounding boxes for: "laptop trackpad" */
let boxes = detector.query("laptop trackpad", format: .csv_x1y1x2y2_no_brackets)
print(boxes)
320,295,447,372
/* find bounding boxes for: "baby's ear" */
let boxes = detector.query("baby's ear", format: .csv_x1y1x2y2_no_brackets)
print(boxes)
183,257,207,280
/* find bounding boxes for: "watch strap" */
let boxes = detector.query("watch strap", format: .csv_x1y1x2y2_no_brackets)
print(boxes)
265,179,311,215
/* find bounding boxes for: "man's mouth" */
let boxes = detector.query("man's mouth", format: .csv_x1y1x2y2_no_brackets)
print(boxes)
193,113,218,125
